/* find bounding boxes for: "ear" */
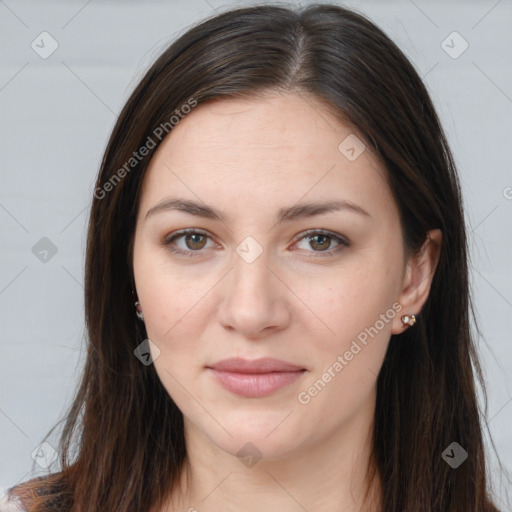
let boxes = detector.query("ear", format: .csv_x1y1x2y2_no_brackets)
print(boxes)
391,229,442,334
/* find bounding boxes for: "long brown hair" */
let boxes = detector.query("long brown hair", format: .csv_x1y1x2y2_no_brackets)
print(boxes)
7,3,505,511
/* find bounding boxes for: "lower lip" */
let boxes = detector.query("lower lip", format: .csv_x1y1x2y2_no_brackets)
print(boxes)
208,369,306,398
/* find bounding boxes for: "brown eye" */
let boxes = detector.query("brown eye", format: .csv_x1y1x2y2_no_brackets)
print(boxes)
162,229,215,257
184,233,207,250
294,230,350,257
308,234,332,251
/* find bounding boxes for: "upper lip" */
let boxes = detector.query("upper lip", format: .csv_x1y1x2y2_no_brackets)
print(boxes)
207,357,305,374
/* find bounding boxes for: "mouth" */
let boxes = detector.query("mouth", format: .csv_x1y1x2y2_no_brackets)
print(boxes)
206,357,307,398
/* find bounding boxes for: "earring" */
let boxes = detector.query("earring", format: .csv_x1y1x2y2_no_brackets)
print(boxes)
135,301,144,321
401,314,416,327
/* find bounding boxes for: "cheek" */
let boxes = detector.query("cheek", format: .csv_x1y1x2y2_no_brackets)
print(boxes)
298,256,400,344
132,248,213,396
139,280,212,378
295,292,394,433
134,250,218,342
143,288,209,408
294,256,400,403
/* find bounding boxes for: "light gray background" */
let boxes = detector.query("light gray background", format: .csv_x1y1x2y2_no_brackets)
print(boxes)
1,0,511,507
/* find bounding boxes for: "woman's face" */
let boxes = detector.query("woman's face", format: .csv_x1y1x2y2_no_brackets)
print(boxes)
133,91,422,460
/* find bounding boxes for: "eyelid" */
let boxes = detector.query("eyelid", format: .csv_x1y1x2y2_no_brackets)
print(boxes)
162,227,210,243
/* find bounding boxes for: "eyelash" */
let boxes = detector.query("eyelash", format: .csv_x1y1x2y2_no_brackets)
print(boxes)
160,228,351,258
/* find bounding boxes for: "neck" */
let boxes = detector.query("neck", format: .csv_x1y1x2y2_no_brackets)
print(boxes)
164,399,382,512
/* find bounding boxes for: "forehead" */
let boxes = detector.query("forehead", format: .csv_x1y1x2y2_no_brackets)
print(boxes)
161,92,369,154
139,92,393,220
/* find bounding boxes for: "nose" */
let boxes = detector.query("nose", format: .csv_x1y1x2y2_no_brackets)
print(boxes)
216,241,291,340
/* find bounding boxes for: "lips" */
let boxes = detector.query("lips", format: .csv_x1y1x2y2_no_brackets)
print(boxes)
208,357,305,373
206,357,306,398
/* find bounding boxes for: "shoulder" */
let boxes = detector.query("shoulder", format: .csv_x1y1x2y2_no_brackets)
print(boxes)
0,474,70,512
0,490,26,512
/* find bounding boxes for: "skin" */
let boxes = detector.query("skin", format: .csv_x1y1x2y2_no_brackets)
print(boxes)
132,90,441,512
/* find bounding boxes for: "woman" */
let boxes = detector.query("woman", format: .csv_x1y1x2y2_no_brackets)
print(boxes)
2,3,504,511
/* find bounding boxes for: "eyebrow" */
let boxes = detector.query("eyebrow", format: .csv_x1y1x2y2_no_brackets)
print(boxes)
145,197,371,223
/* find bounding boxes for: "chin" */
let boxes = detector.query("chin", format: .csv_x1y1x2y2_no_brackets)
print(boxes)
215,432,303,464
199,410,306,460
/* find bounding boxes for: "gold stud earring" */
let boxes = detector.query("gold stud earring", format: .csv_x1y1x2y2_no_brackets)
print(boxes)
401,314,416,327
